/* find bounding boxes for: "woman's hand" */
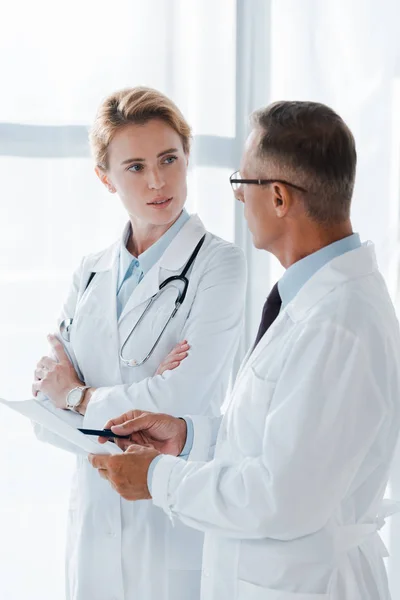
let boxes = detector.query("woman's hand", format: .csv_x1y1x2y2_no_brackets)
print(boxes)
32,334,84,409
156,340,190,376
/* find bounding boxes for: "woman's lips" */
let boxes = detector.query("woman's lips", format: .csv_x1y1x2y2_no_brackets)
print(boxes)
147,197,173,209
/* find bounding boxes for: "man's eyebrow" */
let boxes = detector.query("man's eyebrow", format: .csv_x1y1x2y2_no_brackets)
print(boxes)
121,148,179,165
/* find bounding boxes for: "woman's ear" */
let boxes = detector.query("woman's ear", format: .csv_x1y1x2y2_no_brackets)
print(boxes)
95,166,116,193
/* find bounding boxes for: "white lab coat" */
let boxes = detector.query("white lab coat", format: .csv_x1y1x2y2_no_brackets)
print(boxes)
34,214,246,600
151,242,400,600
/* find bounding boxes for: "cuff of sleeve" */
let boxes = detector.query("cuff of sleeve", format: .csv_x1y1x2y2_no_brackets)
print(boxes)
183,414,213,461
82,387,111,427
179,417,194,457
147,454,163,495
151,454,182,512
83,387,128,428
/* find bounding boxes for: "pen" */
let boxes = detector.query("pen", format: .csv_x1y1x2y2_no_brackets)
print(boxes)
78,428,131,440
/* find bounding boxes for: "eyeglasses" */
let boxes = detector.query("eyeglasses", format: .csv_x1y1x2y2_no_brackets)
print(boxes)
229,171,308,193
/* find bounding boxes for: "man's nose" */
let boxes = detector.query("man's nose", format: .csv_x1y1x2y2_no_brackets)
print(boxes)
234,186,245,203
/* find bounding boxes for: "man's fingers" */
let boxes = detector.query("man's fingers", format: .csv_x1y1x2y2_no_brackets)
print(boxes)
114,438,136,451
98,469,109,480
124,443,144,454
89,454,111,470
47,334,69,364
103,415,130,429
111,413,155,435
111,418,137,435
103,410,140,430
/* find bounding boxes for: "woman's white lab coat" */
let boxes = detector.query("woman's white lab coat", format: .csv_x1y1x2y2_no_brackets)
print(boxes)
151,242,400,600
34,214,246,600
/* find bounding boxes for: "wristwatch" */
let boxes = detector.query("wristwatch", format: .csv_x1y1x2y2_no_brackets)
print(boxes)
66,386,89,412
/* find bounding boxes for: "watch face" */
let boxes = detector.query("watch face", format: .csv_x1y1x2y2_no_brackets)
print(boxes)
68,388,82,407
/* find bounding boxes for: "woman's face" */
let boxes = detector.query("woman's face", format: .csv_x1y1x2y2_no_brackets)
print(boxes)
98,119,189,227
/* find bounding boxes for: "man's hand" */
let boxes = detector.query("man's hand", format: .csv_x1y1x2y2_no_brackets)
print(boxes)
100,411,188,455
156,340,190,376
32,334,84,409
89,445,159,500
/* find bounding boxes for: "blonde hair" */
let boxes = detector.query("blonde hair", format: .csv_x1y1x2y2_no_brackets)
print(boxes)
89,87,192,169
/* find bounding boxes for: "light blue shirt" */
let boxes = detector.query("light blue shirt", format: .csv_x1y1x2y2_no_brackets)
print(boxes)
116,209,190,318
278,233,361,307
147,232,362,494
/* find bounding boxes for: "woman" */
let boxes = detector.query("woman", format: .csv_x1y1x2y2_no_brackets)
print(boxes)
32,87,246,600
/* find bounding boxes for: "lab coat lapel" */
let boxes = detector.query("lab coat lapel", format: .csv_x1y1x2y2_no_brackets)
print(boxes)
235,243,378,389
89,241,119,329
75,242,122,384
233,310,288,392
117,263,160,325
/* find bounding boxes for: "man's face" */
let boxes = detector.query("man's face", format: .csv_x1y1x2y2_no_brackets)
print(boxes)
236,129,283,250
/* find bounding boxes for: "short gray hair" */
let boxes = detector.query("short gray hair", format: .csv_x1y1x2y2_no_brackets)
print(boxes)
250,101,357,224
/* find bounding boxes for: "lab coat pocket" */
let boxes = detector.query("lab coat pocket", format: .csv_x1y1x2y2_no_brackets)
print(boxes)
248,368,276,417
233,371,276,457
237,579,329,599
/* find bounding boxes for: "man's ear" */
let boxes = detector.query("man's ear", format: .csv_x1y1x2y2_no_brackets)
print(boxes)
272,183,291,217
95,166,116,193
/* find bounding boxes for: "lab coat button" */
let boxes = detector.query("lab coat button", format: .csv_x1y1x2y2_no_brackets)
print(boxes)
107,531,116,538
203,568,209,577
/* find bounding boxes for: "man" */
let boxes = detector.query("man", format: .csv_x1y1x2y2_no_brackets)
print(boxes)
90,101,400,600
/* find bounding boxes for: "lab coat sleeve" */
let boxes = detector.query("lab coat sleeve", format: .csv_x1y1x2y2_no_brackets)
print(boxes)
33,259,85,455
150,323,387,540
83,245,246,431
184,414,223,461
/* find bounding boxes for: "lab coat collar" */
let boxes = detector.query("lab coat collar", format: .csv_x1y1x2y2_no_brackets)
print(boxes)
89,240,121,273
158,214,207,271
117,214,206,324
244,242,377,370
285,242,378,323
89,215,206,274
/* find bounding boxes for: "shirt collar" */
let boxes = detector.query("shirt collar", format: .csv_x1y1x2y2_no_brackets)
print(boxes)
278,233,361,307
119,209,190,285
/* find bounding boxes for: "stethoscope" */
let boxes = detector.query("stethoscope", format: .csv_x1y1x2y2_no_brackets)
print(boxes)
59,234,206,368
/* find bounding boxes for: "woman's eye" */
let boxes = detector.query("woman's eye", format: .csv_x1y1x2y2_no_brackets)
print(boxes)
163,155,178,165
128,164,143,172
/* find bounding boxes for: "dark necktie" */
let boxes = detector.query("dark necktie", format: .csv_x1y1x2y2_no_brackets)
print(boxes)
253,282,282,348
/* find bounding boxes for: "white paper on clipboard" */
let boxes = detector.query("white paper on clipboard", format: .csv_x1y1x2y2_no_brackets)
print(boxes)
0,397,122,455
